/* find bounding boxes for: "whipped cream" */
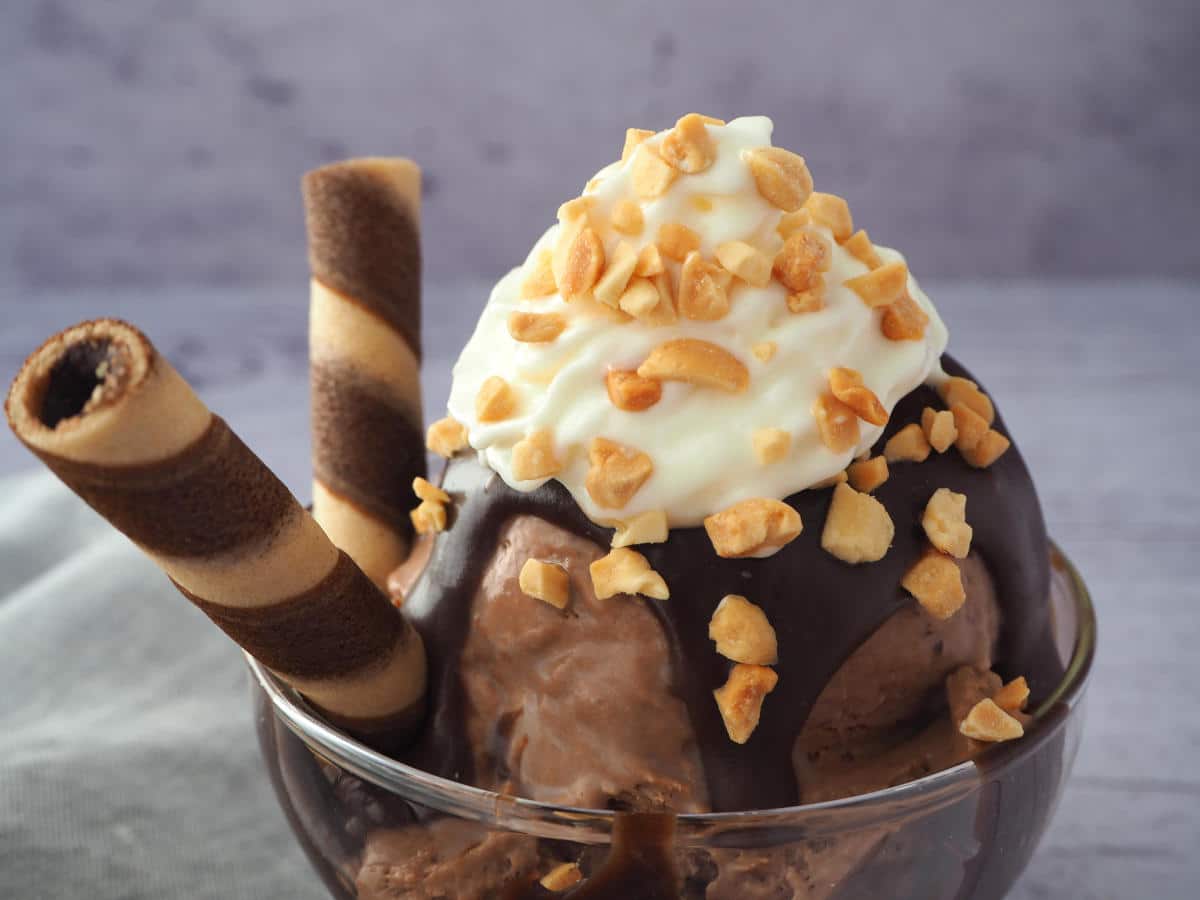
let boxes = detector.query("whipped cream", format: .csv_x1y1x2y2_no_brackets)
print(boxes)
446,116,948,527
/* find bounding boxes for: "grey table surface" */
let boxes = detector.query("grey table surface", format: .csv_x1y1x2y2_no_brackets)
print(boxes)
1,279,1198,898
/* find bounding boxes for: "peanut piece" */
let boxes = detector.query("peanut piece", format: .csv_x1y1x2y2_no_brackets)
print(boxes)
426,416,468,458
744,147,813,211
960,698,1025,743
804,192,853,241
520,249,557,299
659,113,717,174
787,281,826,314
939,377,995,425
610,199,644,236
922,488,972,558
884,423,931,463
621,128,654,162
605,368,662,412
812,392,861,453
845,261,908,308
617,277,663,320
715,241,773,287
776,209,811,238
704,498,802,558
638,338,749,392
709,595,778,665
609,509,669,548
475,376,518,422
842,229,882,269
511,429,562,481
902,548,966,619
881,294,930,341
921,407,958,453
413,476,450,504
552,217,605,301
631,145,679,199
677,252,732,321
592,240,639,307
828,367,888,426
410,500,447,535
589,548,669,600
774,231,831,292
752,427,791,465
585,438,654,509
962,429,1011,468
658,222,702,261
557,196,595,223
508,311,567,343
540,863,584,892
751,341,777,362
951,403,989,452
519,558,570,609
634,243,665,277
713,664,778,744
821,482,894,563
847,455,889,493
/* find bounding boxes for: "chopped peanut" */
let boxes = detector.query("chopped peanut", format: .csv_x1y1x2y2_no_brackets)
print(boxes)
847,455,889,493
638,338,749,392
592,241,639,307
842,229,882,269
713,664,778,744
753,428,791,465
631,145,679,199
884,423,931,463
776,209,811,238
960,698,1025,743
520,250,557,299
993,677,1031,714
621,128,654,162
939,377,995,425
881,294,930,341
519,558,570,609
812,392,861,453
774,231,831,292
589,547,669,600
902,548,966,619
715,241,773,287
644,272,679,325
610,199,645,236
634,243,665,277
552,217,605,301
540,863,584,892
704,498,802,558
410,500,447,535
951,403,989,452
821,482,894,563
922,488,972,558
845,261,908,308
677,252,732,321
508,311,567,343
787,282,826,314
658,222,702,262
556,196,595,223
511,429,562,481
828,367,888,426
475,376,518,423
585,438,654,509
709,595,778,665
413,476,450,504
744,147,813,211
659,113,717,174
610,509,669,548
426,416,468,458
751,341,777,362
804,192,853,241
605,368,662,412
617,277,663,320
962,429,1011,468
921,407,958,453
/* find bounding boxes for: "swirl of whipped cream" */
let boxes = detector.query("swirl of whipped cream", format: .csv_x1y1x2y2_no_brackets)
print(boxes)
446,116,948,528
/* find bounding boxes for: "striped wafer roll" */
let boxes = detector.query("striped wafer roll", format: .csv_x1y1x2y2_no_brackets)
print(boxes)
304,158,426,589
5,319,427,745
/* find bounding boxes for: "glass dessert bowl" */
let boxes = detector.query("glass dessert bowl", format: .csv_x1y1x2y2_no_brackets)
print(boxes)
251,545,1092,900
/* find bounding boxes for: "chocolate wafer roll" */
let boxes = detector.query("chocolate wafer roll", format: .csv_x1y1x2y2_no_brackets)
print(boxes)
304,158,425,589
5,319,426,744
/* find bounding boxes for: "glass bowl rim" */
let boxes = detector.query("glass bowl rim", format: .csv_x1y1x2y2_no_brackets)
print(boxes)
247,540,1094,842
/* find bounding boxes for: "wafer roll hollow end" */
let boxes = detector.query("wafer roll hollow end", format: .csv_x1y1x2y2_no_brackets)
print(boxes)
6,319,428,747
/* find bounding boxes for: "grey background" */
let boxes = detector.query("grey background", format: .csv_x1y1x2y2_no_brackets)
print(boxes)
2,0,1199,296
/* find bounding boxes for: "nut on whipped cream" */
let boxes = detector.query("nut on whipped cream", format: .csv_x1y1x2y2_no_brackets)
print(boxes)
444,115,948,528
